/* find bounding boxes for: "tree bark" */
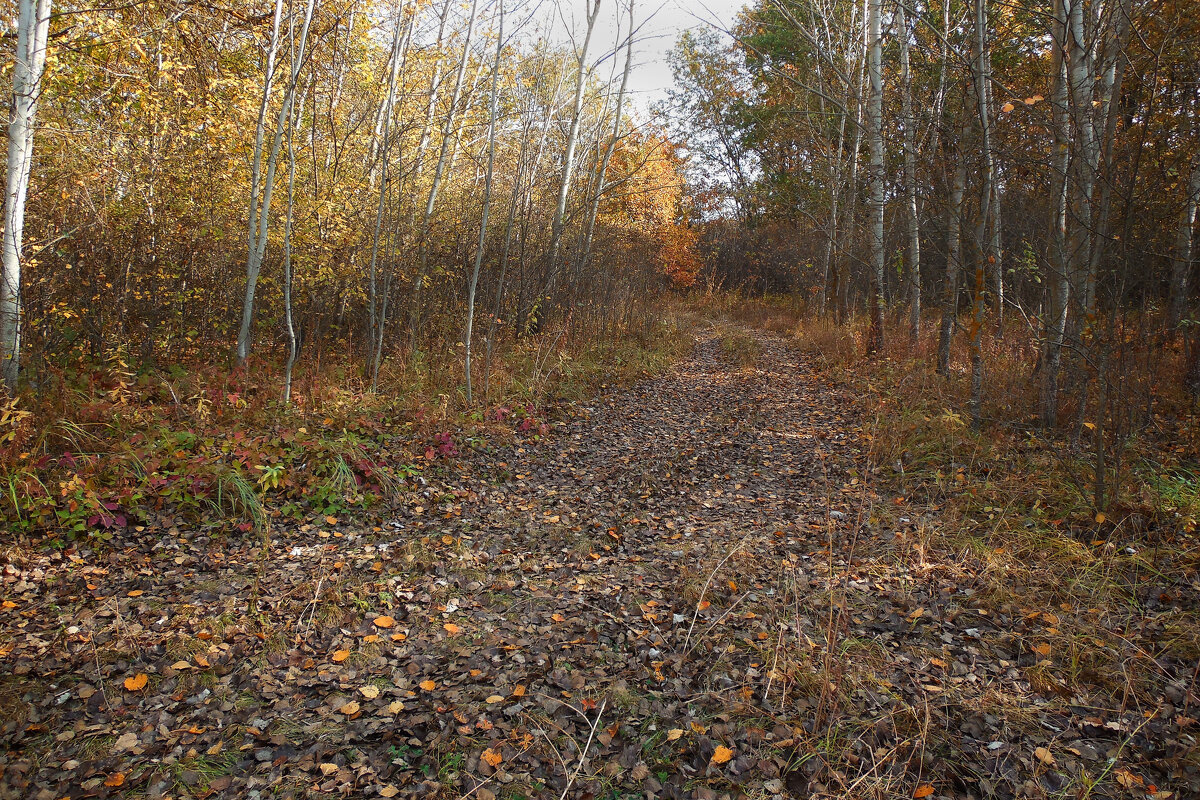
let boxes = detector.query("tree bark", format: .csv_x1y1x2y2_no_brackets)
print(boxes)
1,0,52,392
465,1,505,405
236,0,316,368
864,0,885,354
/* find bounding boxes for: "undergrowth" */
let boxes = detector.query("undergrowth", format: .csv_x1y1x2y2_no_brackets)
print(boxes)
713,293,1200,702
0,306,694,545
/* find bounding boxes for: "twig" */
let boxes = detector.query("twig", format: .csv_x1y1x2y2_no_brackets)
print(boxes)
558,697,606,800
682,535,749,652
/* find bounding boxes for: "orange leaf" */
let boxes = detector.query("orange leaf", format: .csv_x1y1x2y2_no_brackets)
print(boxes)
914,786,935,798
419,679,436,691
711,745,734,765
123,673,148,691
332,650,351,662
104,773,126,788
374,616,395,629
391,632,407,641
481,748,503,767
443,623,461,634
511,684,526,698
127,590,144,597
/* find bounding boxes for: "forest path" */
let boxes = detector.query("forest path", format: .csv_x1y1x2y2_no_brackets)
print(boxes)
6,328,1157,800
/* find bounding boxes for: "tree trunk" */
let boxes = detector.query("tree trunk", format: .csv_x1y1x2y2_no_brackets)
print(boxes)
970,0,995,430
544,0,602,305
410,0,479,341
865,0,885,353
1168,158,1200,334
937,124,968,376
897,1,921,343
465,2,504,405
1,0,52,392
1041,0,1071,427
237,0,316,368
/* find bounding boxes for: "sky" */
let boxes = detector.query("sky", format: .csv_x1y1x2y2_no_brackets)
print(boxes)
549,0,748,112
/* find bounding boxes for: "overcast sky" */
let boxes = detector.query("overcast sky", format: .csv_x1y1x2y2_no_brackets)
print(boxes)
548,0,748,112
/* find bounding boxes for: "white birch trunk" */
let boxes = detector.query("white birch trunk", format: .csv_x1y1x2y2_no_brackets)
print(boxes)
465,2,505,404
544,0,602,303
1,0,52,391
236,0,316,368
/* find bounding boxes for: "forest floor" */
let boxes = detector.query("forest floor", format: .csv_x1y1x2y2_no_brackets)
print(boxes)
1,324,1195,800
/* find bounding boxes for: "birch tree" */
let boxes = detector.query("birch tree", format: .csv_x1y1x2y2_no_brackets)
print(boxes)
1,0,52,392
465,1,505,404
897,0,921,342
864,0,885,353
236,0,316,368
543,0,601,304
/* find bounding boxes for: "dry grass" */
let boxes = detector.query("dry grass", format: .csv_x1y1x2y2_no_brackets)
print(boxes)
700,295,1200,796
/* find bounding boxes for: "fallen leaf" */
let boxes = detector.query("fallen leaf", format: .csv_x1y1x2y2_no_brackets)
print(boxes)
170,660,192,670
419,679,436,691
339,700,360,715
485,695,505,704
123,673,148,691
127,590,144,597
481,748,503,767
511,684,526,697
104,773,126,788
319,763,339,776
360,685,380,699
711,745,734,765
443,622,461,634
666,729,684,741
331,650,351,662
380,786,399,798
1034,746,1055,766
914,786,935,799
374,615,395,628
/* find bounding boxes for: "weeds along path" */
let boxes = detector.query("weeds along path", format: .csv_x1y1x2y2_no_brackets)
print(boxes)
1,328,1185,799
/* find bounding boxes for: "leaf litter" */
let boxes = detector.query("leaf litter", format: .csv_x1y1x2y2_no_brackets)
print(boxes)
0,329,1192,799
